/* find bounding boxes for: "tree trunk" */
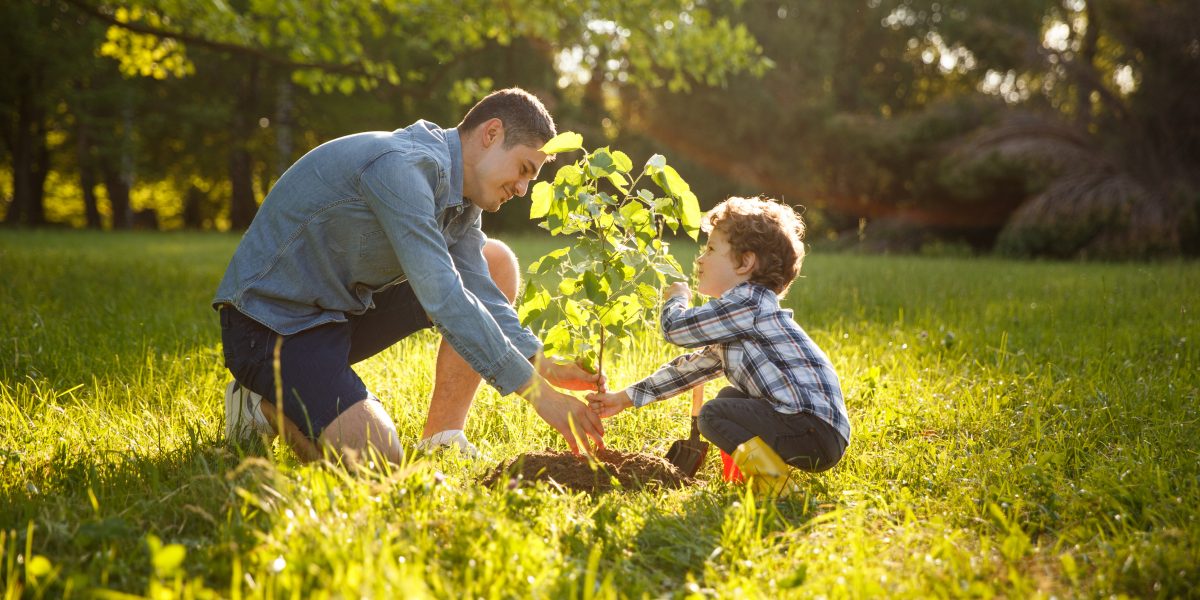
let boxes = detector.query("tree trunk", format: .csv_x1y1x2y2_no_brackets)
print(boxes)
1075,0,1100,128
5,87,46,226
229,60,260,230
77,119,102,229
182,184,205,229
275,73,293,179
103,163,132,229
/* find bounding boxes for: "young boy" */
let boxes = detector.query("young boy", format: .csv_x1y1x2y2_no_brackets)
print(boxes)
586,197,850,495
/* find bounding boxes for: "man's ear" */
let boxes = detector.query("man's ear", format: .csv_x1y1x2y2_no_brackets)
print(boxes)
481,118,504,148
736,251,757,275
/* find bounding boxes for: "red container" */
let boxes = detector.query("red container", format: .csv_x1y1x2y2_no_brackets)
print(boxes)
720,449,743,482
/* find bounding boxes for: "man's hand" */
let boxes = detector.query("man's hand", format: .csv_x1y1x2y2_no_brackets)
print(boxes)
534,352,608,392
664,281,692,302
520,375,605,455
586,389,633,418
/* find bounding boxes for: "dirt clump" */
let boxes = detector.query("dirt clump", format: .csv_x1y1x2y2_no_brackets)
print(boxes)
482,447,693,493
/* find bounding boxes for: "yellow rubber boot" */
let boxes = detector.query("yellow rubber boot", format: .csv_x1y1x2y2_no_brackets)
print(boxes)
731,436,795,497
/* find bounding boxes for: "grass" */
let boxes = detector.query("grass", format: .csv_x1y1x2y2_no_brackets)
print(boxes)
1,229,1197,598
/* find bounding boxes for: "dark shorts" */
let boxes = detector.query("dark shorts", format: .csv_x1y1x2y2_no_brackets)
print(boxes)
697,386,848,472
219,283,432,441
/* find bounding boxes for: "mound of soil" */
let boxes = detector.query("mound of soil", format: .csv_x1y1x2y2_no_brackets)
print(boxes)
482,447,694,493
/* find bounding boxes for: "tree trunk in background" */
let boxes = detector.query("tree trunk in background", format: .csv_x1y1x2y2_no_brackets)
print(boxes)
103,102,137,230
229,61,260,230
1075,0,1099,129
103,163,131,229
275,74,293,179
182,184,204,229
5,87,47,226
76,119,102,229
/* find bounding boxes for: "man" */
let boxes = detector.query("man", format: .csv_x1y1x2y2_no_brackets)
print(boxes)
214,88,605,463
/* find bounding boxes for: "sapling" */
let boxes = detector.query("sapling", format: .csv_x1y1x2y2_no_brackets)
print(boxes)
519,131,701,377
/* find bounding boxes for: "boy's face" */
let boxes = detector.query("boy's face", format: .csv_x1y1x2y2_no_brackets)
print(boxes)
695,229,752,297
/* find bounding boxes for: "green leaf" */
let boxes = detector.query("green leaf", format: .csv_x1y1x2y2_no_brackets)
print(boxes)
620,202,650,225
529,247,570,275
637,283,659,308
645,154,667,171
543,322,571,355
582,271,606,304
555,164,585,186
653,164,691,198
606,172,628,195
637,189,655,203
680,190,702,240
587,149,617,177
559,277,579,296
655,255,686,280
530,181,553,219
612,150,633,173
579,350,598,375
563,299,587,327
604,263,622,292
518,288,550,325
540,132,584,154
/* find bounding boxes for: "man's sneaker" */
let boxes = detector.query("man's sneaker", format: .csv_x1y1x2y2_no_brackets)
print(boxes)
416,429,488,460
224,381,275,442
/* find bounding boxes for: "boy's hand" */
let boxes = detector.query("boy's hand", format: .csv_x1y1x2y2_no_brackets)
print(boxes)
663,282,691,302
586,389,634,418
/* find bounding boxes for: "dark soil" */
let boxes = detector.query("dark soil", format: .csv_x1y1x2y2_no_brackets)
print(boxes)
482,447,694,493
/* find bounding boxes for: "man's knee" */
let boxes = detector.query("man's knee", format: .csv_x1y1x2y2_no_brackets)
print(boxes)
319,396,404,466
483,239,520,303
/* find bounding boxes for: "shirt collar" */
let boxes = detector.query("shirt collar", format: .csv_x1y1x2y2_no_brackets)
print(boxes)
445,127,466,208
724,281,778,305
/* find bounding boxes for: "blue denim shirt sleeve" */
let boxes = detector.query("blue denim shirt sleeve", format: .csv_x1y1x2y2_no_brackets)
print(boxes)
360,152,534,395
449,217,543,360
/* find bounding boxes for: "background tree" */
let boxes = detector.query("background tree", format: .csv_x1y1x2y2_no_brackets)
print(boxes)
47,0,767,229
618,0,1199,257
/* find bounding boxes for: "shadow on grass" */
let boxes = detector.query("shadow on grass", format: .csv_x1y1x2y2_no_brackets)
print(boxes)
0,429,277,594
596,473,833,593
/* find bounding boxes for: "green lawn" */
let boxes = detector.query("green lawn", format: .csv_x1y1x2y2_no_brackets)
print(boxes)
1,230,1197,598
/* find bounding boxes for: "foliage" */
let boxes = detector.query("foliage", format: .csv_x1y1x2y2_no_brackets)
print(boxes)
519,133,700,374
615,0,1199,256
78,0,770,95
2,231,1198,597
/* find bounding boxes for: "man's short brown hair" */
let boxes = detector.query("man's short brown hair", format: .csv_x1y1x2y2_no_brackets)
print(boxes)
702,196,806,297
458,87,557,150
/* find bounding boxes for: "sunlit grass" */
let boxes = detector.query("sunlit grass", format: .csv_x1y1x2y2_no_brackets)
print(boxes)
1,229,1197,598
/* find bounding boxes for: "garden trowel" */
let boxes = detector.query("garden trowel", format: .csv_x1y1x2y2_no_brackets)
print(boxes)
665,386,709,477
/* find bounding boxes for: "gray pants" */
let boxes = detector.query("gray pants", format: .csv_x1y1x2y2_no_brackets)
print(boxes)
697,386,847,472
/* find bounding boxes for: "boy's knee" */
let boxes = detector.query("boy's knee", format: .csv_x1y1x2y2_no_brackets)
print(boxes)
696,401,722,438
483,239,520,303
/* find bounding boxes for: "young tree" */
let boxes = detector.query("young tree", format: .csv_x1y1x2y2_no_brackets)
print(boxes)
519,132,700,375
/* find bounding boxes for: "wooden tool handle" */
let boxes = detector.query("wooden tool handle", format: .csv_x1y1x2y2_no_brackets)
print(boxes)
690,385,705,417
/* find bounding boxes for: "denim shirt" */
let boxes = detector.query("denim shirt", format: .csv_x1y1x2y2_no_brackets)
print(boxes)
213,120,541,395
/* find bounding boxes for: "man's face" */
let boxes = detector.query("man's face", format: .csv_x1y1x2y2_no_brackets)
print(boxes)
465,132,548,213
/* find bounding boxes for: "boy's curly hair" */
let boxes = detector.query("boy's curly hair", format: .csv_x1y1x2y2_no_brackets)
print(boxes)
702,196,806,297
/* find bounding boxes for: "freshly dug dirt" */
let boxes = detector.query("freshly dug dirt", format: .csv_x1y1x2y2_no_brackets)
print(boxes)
482,447,694,493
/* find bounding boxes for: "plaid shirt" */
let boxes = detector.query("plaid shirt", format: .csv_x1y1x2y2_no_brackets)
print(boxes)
628,282,851,443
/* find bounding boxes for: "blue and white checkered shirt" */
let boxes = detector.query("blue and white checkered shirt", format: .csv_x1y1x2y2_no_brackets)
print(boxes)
628,282,851,443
